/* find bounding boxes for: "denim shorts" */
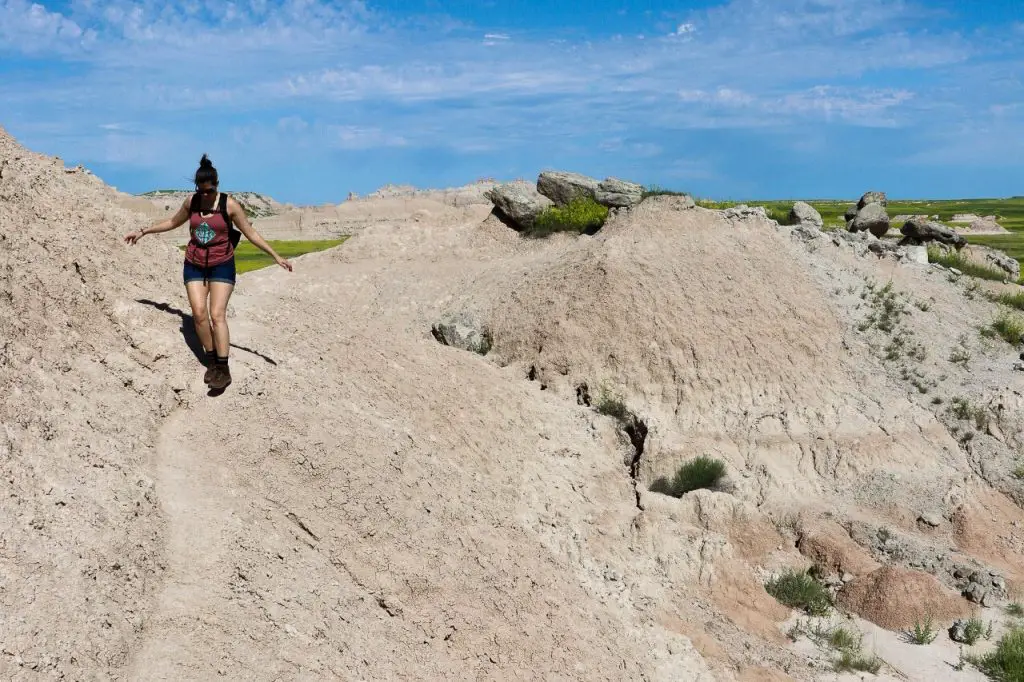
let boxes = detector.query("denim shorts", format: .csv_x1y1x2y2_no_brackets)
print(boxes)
183,257,236,286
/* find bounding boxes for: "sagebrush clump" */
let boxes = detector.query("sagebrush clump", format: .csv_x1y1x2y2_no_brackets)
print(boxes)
650,455,727,497
764,569,832,617
529,197,608,237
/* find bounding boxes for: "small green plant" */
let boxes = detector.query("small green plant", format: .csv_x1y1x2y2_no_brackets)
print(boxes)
764,569,832,617
642,184,689,198
594,384,630,423
990,310,1024,345
916,299,933,311
529,197,609,237
859,281,908,334
1014,465,1024,480
950,397,990,430
962,618,988,646
834,650,883,674
1007,603,1024,618
950,336,972,366
908,613,938,645
650,456,727,497
996,290,1024,311
967,627,1024,680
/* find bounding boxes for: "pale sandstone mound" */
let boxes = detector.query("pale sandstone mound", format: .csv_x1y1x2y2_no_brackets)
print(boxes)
0,127,191,677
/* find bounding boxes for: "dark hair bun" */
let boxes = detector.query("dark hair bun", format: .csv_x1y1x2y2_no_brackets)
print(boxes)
199,154,213,169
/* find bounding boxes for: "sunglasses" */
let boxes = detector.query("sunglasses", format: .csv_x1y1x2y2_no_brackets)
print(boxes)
196,185,218,195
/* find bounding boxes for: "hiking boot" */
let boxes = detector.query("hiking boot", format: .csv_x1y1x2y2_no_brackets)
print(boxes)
208,364,232,391
204,363,217,384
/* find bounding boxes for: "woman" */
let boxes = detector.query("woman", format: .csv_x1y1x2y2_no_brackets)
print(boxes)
124,154,293,391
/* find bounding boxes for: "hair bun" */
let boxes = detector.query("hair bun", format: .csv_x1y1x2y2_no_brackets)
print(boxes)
199,154,213,169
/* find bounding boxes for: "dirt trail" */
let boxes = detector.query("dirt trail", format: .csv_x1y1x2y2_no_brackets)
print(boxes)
128,410,246,678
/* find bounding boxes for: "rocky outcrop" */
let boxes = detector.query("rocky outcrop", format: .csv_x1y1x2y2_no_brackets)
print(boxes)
722,205,768,221
966,244,1022,280
898,216,967,248
484,181,553,230
595,178,644,208
536,171,599,206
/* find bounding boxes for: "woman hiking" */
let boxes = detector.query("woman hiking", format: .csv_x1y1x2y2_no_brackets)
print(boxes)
124,154,292,391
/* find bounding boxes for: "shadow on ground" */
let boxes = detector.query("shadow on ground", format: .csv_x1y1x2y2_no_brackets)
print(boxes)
136,299,278,366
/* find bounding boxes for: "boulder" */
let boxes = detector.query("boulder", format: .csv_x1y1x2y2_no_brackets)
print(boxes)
857,191,888,209
844,205,859,223
789,201,823,229
536,171,599,206
484,181,553,230
850,202,891,238
899,216,967,248
595,177,643,208
431,312,493,355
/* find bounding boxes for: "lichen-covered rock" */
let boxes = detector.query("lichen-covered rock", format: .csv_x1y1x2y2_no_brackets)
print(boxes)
536,171,599,206
431,313,493,355
857,191,888,209
595,177,643,208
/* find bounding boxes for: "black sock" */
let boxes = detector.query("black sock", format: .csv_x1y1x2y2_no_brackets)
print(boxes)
216,356,229,366
205,349,216,364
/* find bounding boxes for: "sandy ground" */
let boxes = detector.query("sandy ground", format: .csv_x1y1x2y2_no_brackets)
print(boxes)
3,127,1024,681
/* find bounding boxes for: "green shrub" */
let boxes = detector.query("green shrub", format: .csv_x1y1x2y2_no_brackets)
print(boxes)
594,387,630,423
1007,603,1024,618
969,627,1024,681
990,311,1024,345
764,569,832,617
907,613,938,645
642,184,689,198
650,456,727,497
962,618,988,646
834,650,883,674
928,246,1010,282
529,197,608,237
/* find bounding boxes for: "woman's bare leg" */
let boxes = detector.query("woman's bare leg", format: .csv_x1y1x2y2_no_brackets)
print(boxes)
185,281,214,353
208,282,234,359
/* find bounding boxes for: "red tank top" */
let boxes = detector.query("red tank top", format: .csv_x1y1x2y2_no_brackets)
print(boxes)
184,204,234,268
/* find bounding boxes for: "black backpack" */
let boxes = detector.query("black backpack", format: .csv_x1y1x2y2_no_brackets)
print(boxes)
189,192,243,247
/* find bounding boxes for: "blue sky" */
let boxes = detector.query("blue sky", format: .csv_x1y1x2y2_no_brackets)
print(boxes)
1,0,1022,204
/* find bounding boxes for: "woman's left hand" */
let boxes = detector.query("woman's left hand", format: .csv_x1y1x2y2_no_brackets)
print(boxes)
275,256,293,272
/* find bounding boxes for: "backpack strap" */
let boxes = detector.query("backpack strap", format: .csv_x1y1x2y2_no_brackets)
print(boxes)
189,192,200,215
220,193,243,247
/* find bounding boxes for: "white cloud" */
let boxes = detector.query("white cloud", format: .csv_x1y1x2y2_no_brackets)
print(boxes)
0,0,94,53
1,0,1021,197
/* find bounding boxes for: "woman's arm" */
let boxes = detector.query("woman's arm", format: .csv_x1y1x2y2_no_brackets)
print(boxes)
124,199,190,244
227,198,293,272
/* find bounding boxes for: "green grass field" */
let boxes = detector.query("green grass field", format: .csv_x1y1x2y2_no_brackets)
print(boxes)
181,238,348,274
676,191,1024,268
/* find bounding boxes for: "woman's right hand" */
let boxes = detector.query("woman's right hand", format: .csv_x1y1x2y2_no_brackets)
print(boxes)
124,229,144,245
